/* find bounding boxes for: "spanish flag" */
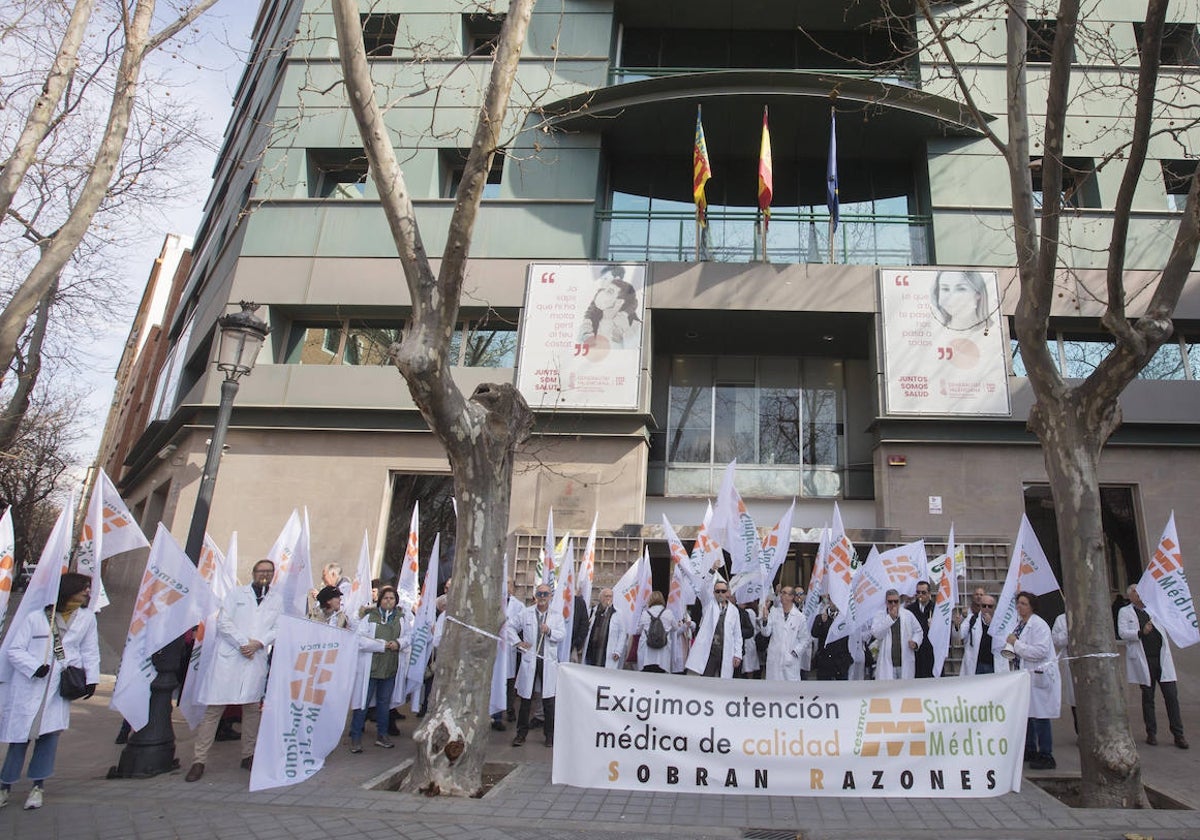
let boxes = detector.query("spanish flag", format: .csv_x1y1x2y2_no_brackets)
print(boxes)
757,106,773,229
693,105,712,226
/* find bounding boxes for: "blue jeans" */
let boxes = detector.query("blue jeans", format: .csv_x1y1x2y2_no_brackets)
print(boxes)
1,731,61,786
350,675,397,740
1026,717,1053,757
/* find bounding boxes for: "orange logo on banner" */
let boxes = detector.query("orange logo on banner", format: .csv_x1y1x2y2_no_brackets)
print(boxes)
291,648,339,704
885,559,918,584
129,575,185,636
828,538,856,585
81,504,135,543
860,697,927,757
198,547,219,583
0,551,13,592
1151,537,1182,580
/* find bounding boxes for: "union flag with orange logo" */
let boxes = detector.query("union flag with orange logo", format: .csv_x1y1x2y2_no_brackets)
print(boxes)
1137,513,1199,647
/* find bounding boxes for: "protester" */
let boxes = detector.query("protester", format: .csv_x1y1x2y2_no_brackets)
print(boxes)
1005,591,1060,770
0,573,99,810
870,589,920,680
637,591,676,673
509,582,564,747
759,585,810,681
308,585,349,628
1119,584,1188,749
811,599,851,680
906,580,936,677
685,577,743,678
736,600,761,679
1051,611,1076,732
583,587,626,668
349,586,406,752
186,559,281,783
959,593,997,676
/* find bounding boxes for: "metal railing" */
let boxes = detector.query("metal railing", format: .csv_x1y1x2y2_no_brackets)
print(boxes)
597,208,933,265
608,65,920,88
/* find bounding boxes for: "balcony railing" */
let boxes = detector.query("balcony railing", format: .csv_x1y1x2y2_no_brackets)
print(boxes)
608,66,921,88
598,208,933,265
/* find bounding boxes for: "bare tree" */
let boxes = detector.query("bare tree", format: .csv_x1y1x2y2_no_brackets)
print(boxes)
909,0,1200,807
331,0,537,796
0,0,224,422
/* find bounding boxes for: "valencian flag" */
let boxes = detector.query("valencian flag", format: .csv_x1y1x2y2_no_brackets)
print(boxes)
757,107,773,228
693,105,712,225
827,107,839,231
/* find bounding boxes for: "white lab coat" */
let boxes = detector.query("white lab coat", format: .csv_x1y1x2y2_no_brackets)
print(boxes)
637,605,677,671
507,605,565,699
871,609,921,681
1051,613,1075,706
1011,613,1061,719
583,605,628,668
760,605,811,681
0,608,100,743
503,596,525,679
1118,603,1178,685
197,584,281,706
671,613,694,674
684,587,743,679
958,610,990,676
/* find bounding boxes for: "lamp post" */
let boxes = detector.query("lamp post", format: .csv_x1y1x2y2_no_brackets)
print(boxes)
109,302,269,779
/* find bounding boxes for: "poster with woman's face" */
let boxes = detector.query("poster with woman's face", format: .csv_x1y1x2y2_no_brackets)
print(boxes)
878,268,1011,416
516,263,646,410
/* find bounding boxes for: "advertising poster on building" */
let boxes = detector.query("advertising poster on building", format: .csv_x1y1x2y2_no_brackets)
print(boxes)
553,664,1028,798
516,263,646,410
878,268,1011,416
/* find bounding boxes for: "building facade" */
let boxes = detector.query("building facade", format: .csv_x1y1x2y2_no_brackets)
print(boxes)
114,1,1200,622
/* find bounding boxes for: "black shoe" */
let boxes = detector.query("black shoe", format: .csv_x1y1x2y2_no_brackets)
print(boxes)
1146,734,1158,746
544,736,554,747
511,734,525,747
240,756,253,771
387,724,401,736
1029,753,1056,770
491,719,506,732
1176,735,1190,750
214,723,241,742
1024,751,1037,763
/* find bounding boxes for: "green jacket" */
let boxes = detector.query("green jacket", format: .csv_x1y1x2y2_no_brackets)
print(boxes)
365,608,403,679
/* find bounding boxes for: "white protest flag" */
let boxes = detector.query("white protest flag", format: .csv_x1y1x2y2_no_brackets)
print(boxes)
343,531,374,620
756,500,794,609
489,551,511,717
663,515,698,620
578,513,599,609
0,494,73,704
268,509,311,618
0,507,14,627
539,508,556,585
551,539,578,661
823,503,859,611
1138,513,1200,647
712,460,758,574
928,526,959,676
402,533,440,712
825,545,878,645
802,524,831,631
250,614,357,792
613,549,652,636
992,515,1061,657
879,539,925,597
180,532,237,729
76,469,150,612
395,503,420,609
112,524,217,731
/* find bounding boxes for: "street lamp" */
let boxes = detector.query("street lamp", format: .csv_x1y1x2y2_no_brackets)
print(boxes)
109,302,269,779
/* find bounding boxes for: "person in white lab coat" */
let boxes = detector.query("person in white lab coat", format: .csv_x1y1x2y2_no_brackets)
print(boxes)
1005,591,1060,770
1119,584,1188,749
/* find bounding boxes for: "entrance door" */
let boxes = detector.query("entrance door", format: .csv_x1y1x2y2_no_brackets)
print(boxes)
381,473,455,586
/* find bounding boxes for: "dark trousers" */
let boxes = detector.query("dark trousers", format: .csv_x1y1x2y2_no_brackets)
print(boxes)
517,660,555,740
1025,718,1053,757
1142,664,1184,738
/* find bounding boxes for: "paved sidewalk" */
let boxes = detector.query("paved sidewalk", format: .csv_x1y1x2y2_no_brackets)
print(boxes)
3,677,1200,839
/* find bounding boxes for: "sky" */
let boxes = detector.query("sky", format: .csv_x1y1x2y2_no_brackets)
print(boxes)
72,2,262,466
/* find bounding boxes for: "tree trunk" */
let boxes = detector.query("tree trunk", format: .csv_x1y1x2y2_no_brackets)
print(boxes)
0,280,55,455
1030,396,1147,808
402,383,533,796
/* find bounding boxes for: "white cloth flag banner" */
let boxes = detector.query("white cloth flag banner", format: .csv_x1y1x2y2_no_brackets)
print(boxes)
180,532,237,729
1138,513,1199,647
112,524,218,731
0,507,14,627
77,469,150,612
269,509,312,618
991,515,1061,657
713,461,759,575
928,527,959,677
343,531,374,620
612,550,652,637
823,503,859,612
396,504,420,609
578,514,598,609
554,664,1029,797
250,614,357,792
803,526,831,632
402,534,440,712
550,539,578,661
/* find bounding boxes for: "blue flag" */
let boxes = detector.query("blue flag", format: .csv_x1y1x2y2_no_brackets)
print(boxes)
827,109,839,232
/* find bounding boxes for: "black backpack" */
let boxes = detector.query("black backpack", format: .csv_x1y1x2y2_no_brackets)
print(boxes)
646,607,668,649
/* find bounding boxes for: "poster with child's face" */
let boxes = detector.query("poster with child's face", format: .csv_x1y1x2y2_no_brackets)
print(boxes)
878,268,1011,416
516,263,646,410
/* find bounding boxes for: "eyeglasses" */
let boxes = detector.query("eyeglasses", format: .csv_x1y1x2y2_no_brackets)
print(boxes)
886,599,900,604
535,591,551,598
981,605,995,610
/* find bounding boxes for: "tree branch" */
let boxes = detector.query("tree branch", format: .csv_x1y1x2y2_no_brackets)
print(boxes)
145,0,225,54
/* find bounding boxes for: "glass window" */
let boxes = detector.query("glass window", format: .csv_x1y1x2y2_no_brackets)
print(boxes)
463,13,504,57
1162,160,1196,211
361,13,400,56
1011,339,1027,376
442,149,504,199
758,358,799,465
1139,339,1187,380
801,358,842,468
462,321,518,367
667,357,713,463
285,324,343,364
307,150,368,199
1188,341,1200,380
714,383,756,464
344,323,403,366
1060,337,1114,379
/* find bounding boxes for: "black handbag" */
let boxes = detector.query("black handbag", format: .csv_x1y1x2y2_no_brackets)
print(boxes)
48,607,90,701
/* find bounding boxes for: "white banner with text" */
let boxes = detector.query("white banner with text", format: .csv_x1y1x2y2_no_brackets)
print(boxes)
553,664,1029,798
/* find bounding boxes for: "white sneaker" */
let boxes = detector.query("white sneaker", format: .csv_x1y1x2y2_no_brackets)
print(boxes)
0,787,9,808
23,787,42,810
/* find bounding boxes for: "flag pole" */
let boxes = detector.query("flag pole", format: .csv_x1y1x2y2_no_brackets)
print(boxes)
828,218,835,264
